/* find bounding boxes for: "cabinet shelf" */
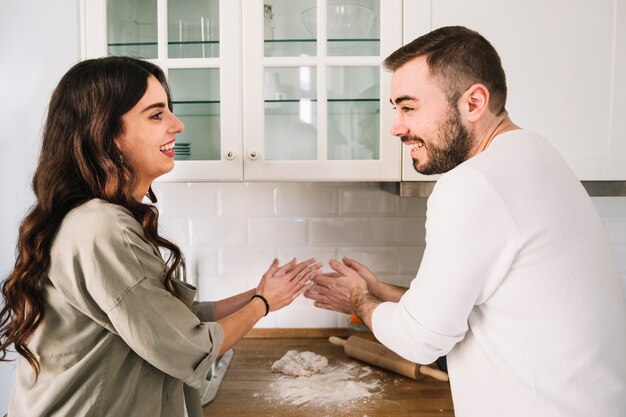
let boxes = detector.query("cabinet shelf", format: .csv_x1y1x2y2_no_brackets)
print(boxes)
265,38,379,43
264,98,379,103
173,100,220,116
108,41,220,47
264,98,379,115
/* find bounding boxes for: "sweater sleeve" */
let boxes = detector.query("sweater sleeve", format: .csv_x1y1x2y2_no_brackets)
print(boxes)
372,167,518,364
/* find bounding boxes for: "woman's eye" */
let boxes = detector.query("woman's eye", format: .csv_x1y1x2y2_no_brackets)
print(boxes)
150,112,163,120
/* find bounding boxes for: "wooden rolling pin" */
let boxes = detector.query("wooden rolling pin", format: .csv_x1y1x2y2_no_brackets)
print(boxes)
329,335,449,382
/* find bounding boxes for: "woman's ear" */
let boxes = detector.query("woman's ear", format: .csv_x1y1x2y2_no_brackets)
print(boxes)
461,84,489,122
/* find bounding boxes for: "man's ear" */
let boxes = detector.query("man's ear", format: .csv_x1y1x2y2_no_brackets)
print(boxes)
460,84,489,122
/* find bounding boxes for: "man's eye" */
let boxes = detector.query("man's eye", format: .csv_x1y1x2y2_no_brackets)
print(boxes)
150,112,163,120
402,107,414,112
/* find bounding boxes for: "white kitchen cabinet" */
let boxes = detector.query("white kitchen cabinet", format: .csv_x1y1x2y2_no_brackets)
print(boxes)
402,0,626,181
81,0,403,181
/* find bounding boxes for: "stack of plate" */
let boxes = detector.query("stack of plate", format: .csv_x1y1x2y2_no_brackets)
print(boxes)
174,142,191,160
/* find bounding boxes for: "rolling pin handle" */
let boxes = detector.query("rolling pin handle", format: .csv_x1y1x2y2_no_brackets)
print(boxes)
328,336,347,347
419,365,449,382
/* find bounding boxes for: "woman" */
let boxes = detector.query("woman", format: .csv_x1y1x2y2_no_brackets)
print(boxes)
0,56,320,417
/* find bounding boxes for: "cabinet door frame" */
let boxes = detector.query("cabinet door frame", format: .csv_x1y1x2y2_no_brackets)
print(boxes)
80,0,243,181
241,0,403,181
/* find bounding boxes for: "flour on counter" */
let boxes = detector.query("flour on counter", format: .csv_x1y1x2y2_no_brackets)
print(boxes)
268,362,382,408
271,350,328,377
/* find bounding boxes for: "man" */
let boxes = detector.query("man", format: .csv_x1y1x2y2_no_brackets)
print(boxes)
305,26,626,417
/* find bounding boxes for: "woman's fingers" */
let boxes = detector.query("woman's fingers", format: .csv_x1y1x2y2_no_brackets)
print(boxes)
263,258,280,278
292,281,314,301
275,257,297,276
285,258,317,282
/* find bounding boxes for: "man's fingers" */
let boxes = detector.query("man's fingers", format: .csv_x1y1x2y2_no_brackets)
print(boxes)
329,258,356,276
312,273,346,289
342,256,364,272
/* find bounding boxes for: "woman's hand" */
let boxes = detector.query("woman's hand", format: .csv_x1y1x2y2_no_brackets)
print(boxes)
304,258,369,314
255,258,321,312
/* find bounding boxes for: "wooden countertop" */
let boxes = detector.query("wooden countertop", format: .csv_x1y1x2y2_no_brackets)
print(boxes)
203,329,454,417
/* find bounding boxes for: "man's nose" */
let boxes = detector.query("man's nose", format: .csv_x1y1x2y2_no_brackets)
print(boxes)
390,116,408,138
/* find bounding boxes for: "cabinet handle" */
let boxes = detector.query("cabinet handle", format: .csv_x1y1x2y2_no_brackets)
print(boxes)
248,150,260,160
224,151,236,160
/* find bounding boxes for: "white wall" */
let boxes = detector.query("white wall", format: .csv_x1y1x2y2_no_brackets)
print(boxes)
0,0,80,413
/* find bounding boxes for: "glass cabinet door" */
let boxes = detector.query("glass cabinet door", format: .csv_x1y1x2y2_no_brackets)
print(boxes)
264,66,318,160
327,66,380,160
83,0,242,180
244,0,401,180
168,68,221,161
107,0,158,58
168,0,220,59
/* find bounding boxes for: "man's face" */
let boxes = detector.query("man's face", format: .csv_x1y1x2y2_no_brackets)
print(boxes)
390,56,473,175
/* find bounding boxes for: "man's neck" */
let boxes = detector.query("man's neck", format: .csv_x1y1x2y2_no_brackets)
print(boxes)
468,114,519,158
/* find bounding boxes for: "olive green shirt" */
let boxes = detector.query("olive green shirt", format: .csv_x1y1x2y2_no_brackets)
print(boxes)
9,199,224,417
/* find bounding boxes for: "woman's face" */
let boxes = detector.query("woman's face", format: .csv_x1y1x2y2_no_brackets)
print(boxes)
116,76,184,195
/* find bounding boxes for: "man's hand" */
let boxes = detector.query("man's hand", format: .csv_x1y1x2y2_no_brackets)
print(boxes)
304,258,368,313
342,256,381,297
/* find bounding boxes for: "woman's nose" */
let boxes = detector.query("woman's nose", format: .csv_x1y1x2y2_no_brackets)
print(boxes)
171,114,185,134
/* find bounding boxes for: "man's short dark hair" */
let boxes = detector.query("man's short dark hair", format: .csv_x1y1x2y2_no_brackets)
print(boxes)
384,26,507,115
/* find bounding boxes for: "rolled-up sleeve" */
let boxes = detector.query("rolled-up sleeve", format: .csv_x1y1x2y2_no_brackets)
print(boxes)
107,279,223,389
372,167,517,365
191,301,217,322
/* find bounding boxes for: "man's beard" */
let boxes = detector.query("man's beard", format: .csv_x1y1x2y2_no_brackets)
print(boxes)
406,106,473,175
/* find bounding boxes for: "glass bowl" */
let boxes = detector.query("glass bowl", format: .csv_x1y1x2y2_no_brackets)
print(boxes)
301,4,375,39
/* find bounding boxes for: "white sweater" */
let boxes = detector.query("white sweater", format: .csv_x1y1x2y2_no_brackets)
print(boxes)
372,130,626,417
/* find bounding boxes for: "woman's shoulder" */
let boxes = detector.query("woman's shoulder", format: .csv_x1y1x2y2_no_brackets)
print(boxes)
56,199,146,250
63,199,138,231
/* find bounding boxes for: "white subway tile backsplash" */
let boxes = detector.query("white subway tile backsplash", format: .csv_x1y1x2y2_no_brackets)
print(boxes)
159,217,190,247
219,247,278,276
190,217,248,246
341,188,399,215
606,218,626,244
248,218,308,246
399,247,425,274
367,217,426,245
277,247,338,273
592,197,626,216
184,247,219,278
277,185,338,216
309,218,367,246
276,303,340,328
155,183,218,217
219,185,276,216
155,183,626,330
399,197,428,216
197,276,250,302
338,248,399,274
613,247,626,274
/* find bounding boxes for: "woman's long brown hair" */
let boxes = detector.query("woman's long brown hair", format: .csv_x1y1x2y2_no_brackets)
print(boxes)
0,56,182,377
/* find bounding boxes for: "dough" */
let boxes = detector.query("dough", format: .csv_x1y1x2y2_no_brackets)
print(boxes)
271,350,328,377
